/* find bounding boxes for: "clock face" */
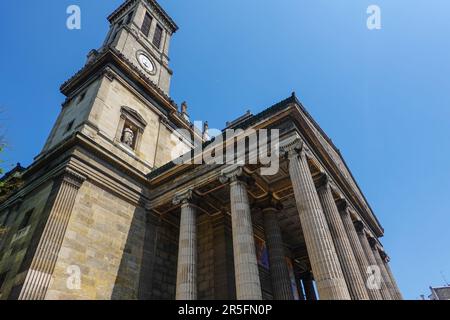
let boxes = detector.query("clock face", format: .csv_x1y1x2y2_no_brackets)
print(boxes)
138,53,155,73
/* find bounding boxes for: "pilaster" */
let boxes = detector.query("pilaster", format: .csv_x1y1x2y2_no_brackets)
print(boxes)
19,169,86,300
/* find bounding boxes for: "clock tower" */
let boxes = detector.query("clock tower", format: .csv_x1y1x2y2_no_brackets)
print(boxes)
39,0,199,174
102,0,178,94
2,0,201,300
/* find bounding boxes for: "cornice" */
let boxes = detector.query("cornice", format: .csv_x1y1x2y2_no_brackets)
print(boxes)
59,46,200,141
147,94,298,181
0,133,152,210
108,0,178,34
286,107,383,236
60,46,175,108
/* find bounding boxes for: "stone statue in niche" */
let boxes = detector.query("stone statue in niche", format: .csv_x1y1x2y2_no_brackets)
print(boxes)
122,126,135,148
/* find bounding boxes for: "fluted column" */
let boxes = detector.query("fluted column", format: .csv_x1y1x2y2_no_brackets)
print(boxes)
380,252,403,300
369,239,399,300
282,137,350,300
173,190,198,300
19,169,86,300
339,207,382,300
259,196,294,300
220,166,262,300
316,178,369,300
354,221,391,300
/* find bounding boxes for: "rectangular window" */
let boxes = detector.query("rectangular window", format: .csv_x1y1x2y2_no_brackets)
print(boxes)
18,209,33,231
77,91,86,104
126,11,134,25
153,24,163,49
66,120,75,132
141,12,152,37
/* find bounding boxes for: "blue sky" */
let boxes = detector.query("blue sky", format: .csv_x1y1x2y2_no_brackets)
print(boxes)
1,0,449,299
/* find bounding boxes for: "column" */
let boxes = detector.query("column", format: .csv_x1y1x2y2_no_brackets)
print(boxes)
316,178,369,300
173,190,198,300
293,270,306,300
339,207,382,300
302,272,317,300
220,166,262,300
260,196,294,300
19,169,86,300
282,137,350,300
354,221,391,300
380,251,403,300
369,239,399,300
212,213,236,300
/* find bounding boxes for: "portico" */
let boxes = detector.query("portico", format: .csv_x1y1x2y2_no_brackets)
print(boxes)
147,95,401,300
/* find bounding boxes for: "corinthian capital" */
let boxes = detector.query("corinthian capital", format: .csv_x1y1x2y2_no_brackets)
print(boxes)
255,193,283,212
336,198,349,212
219,165,244,184
379,250,390,263
353,220,365,234
61,169,87,189
173,189,194,206
315,173,330,190
280,135,304,159
219,165,255,187
368,237,379,249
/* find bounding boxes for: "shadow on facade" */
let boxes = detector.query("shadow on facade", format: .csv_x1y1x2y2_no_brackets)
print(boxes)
111,196,180,300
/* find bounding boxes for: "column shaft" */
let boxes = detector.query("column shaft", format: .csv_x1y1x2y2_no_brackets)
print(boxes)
302,273,317,300
340,209,382,300
355,226,391,300
263,209,294,300
371,246,395,301
175,202,198,300
287,148,350,300
229,180,262,300
295,277,306,300
317,184,369,300
383,259,403,300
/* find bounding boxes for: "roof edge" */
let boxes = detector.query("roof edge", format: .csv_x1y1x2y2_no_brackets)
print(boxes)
108,0,179,33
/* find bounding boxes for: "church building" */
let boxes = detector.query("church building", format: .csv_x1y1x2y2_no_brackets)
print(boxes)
0,0,402,300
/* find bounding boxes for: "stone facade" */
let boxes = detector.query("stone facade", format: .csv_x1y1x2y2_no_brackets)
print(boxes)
0,0,402,300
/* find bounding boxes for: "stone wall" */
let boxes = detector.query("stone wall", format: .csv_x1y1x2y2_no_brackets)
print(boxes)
0,181,54,300
114,0,173,94
212,214,236,300
42,79,101,153
147,217,178,299
44,180,146,300
80,76,191,173
197,214,214,299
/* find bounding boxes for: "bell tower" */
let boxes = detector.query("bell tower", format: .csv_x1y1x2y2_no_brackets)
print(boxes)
39,0,199,174
100,0,178,94
0,0,202,301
